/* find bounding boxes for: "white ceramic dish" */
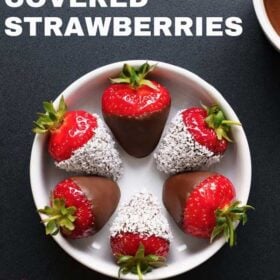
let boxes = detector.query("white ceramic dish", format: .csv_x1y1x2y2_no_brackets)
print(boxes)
253,0,280,51
30,60,252,280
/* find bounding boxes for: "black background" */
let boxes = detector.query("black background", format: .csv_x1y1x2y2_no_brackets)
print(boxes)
1,0,280,279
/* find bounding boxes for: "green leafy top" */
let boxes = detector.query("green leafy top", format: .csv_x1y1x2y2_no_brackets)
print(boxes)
211,201,254,247
203,104,241,142
110,62,157,90
38,198,76,236
117,244,166,280
32,96,67,134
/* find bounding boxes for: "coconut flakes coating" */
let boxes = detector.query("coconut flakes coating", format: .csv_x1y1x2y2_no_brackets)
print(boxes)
154,111,222,175
110,192,172,241
55,114,123,181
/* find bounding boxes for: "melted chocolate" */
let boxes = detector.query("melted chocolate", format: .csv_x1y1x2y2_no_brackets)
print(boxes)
103,105,170,158
72,176,120,231
163,172,216,226
264,0,280,35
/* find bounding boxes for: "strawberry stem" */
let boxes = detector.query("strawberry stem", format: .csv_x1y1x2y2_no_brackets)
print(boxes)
33,96,67,134
116,243,166,280
203,104,241,142
38,198,77,236
226,215,235,247
110,62,158,90
137,262,143,280
222,120,241,126
211,201,254,247
42,214,62,223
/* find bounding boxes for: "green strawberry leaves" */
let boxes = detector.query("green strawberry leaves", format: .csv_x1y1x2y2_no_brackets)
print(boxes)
110,62,158,90
33,96,67,134
203,104,241,142
117,243,166,280
38,198,76,236
211,201,254,247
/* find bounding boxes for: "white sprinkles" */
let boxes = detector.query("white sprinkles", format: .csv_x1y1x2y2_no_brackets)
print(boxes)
154,110,222,175
55,114,123,181
110,192,172,241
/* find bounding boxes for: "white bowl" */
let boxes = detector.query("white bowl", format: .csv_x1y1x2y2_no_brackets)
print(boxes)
30,60,252,280
253,0,280,51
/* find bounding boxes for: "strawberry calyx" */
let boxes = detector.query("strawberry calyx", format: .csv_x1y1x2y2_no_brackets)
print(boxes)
38,198,76,236
211,201,254,247
203,104,241,142
33,96,67,134
117,243,166,280
110,62,157,90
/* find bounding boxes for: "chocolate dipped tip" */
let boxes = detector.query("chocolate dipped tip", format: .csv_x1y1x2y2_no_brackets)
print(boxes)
72,176,120,232
103,105,170,158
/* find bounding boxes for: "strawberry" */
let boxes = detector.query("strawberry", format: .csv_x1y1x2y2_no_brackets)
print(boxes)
38,176,120,239
155,104,241,174
102,63,171,158
33,96,122,180
163,172,253,247
110,192,172,279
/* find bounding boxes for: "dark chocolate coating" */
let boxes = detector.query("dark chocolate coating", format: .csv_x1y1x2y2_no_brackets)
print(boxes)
103,105,170,158
72,176,120,231
264,0,280,35
163,172,216,226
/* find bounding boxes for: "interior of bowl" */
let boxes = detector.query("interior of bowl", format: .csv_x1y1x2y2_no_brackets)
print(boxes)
30,60,251,280
253,0,280,51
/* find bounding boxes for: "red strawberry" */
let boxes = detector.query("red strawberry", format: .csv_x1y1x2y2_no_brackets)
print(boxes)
38,176,120,239
110,192,172,279
102,63,171,158
155,104,241,174
33,96,122,180
163,172,253,247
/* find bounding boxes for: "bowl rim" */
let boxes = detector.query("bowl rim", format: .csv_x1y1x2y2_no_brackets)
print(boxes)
253,0,280,51
30,60,252,280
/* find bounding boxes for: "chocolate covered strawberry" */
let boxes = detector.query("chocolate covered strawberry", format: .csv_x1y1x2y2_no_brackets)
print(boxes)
110,192,172,279
102,63,171,158
33,97,122,180
38,176,120,239
155,104,241,174
163,172,253,246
